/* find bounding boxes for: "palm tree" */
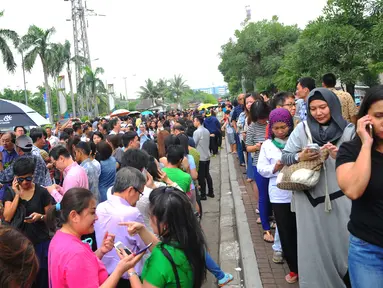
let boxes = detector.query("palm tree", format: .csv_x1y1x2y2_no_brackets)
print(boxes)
62,40,87,118
138,78,159,106
155,78,170,103
49,43,66,118
77,66,106,117
170,74,189,109
0,11,19,72
21,25,56,123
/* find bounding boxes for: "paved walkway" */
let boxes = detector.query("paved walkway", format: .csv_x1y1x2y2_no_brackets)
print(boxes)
201,149,242,288
232,153,299,288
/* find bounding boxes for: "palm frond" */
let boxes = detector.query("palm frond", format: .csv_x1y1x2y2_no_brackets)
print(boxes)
0,29,19,47
23,47,39,72
0,37,16,72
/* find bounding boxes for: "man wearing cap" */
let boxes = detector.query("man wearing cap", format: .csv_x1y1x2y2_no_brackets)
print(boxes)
0,135,52,189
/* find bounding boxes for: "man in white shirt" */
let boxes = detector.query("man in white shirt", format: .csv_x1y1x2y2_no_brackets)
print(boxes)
45,127,59,148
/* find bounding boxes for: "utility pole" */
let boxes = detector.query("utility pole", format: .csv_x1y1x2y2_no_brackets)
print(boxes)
66,0,105,116
68,0,91,117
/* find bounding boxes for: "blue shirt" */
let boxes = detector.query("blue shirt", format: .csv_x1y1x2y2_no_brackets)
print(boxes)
203,116,221,134
231,105,244,122
297,99,307,122
0,147,18,200
98,156,116,203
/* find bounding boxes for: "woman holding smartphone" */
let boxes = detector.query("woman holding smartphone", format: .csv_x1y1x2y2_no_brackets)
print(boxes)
47,188,142,287
281,88,354,288
3,157,52,288
120,187,207,288
336,85,383,288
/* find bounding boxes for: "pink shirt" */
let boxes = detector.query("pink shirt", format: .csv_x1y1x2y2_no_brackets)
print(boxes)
51,161,89,202
48,230,108,288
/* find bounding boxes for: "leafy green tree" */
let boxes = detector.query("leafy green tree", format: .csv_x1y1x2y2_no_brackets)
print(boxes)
21,25,56,123
0,11,19,72
77,66,106,117
219,17,300,93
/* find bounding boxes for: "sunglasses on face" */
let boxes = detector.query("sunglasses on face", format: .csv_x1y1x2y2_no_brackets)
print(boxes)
17,176,33,183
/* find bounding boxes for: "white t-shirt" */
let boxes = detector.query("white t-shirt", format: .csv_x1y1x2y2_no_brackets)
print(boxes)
257,139,292,203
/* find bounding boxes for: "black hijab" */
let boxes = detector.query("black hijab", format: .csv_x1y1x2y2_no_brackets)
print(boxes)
307,88,348,146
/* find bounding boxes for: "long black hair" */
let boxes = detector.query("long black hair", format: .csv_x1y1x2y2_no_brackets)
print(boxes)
149,187,207,288
358,85,383,119
356,85,383,144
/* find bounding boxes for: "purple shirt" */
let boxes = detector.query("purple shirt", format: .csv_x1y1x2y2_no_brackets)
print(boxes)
94,195,146,277
0,146,18,200
51,161,89,202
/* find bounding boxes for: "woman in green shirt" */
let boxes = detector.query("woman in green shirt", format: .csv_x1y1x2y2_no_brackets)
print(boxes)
120,187,207,288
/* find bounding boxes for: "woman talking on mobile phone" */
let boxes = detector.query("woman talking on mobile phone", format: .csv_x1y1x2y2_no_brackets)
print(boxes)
3,157,52,288
336,85,383,288
120,186,207,288
281,88,355,288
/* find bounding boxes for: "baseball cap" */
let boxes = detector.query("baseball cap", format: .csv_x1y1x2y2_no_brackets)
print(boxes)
15,135,33,151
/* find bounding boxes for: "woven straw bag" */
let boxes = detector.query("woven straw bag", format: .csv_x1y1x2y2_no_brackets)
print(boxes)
276,121,328,191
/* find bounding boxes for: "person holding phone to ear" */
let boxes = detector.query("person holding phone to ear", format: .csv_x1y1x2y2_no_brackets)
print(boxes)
336,85,383,288
3,157,52,288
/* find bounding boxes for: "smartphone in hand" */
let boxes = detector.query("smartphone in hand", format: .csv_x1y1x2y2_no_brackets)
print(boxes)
134,242,153,255
25,215,33,220
114,241,132,255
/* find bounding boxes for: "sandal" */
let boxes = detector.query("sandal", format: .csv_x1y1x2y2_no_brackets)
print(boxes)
285,272,298,284
256,217,261,224
246,178,253,183
263,231,274,243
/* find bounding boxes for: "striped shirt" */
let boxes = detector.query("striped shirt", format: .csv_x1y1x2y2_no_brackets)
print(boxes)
245,122,267,166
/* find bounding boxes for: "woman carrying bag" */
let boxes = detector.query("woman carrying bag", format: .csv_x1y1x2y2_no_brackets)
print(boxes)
281,88,354,288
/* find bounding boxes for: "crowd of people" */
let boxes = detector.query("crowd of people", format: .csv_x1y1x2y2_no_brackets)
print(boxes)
0,110,233,287
0,71,382,288
226,73,383,288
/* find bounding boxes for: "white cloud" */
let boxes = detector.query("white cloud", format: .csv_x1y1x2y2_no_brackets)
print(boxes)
0,0,327,98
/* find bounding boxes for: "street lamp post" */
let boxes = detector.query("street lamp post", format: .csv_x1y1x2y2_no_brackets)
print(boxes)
20,50,28,105
123,77,128,100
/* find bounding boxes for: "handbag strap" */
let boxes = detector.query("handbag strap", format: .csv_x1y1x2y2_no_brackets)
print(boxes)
161,246,181,288
302,121,313,144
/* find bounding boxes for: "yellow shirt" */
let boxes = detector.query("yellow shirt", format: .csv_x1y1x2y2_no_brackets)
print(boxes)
329,88,358,123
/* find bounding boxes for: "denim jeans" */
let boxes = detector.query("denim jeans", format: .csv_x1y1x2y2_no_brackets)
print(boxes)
253,165,271,231
349,233,383,288
235,133,245,165
206,252,225,280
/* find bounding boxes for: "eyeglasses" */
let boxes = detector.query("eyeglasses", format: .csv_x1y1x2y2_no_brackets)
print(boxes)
17,176,33,183
133,186,144,196
283,103,296,108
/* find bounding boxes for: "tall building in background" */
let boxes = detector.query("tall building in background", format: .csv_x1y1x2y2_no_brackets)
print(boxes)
193,85,229,96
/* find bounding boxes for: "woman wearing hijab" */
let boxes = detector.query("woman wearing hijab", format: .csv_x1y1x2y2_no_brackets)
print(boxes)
281,88,354,288
257,108,298,284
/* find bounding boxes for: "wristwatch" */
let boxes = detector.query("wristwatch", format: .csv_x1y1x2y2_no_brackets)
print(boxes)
128,271,138,278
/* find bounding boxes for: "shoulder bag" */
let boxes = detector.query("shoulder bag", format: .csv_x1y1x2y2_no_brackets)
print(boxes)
276,121,328,191
161,245,181,288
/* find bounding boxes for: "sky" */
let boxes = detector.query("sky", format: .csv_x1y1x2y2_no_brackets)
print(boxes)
0,0,327,99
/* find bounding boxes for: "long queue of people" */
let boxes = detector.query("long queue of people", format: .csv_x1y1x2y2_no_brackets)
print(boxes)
0,110,234,288
226,73,383,288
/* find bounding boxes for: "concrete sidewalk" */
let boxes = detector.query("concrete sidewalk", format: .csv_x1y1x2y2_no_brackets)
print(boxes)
201,144,243,288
